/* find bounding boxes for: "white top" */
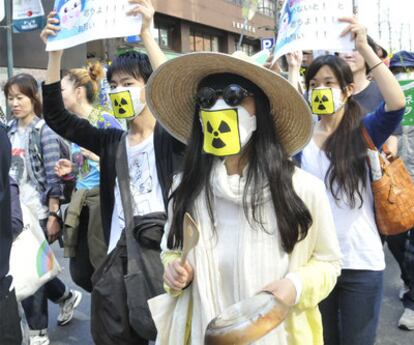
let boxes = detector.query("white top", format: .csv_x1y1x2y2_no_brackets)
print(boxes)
109,134,165,252
301,139,385,271
9,127,48,219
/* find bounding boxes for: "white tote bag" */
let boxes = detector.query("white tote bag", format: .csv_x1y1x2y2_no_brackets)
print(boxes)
9,203,61,301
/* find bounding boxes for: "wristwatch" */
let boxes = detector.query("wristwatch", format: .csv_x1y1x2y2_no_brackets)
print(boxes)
49,209,63,226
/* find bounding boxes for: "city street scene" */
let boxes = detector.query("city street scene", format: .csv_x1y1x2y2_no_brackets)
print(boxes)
0,1,413,345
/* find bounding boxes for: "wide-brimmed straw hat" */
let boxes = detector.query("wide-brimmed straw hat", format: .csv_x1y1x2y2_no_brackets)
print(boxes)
146,51,313,155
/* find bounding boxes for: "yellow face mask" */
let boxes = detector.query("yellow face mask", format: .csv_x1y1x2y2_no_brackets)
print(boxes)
199,99,257,157
309,87,336,115
108,87,145,120
200,108,241,157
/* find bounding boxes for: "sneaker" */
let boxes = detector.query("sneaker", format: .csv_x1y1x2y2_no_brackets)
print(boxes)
398,308,414,330
399,284,410,300
57,290,82,326
29,335,50,345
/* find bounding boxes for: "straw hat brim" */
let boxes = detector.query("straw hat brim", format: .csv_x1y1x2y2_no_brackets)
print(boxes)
146,52,313,156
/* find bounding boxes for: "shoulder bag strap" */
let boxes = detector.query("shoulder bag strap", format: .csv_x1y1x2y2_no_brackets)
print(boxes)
115,132,141,273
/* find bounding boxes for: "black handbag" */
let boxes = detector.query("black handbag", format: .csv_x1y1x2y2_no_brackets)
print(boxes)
91,133,165,344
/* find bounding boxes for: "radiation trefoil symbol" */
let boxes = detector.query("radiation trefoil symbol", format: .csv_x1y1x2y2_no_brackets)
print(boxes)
311,88,335,115
200,108,241,156
109,90,135,119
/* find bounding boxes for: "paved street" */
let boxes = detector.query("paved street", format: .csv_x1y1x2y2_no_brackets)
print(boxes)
45,244,412,345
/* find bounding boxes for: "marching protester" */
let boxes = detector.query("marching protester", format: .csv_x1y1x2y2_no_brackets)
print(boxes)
338,36,401,155
299,17,405,345
4,73,82,345
41,0,184,343
146,49,342,344
388,50,414,330
48,61,122,292
0,123,22,345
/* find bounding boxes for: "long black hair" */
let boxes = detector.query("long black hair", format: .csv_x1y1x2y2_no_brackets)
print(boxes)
168,73,313,254
305,55,368,208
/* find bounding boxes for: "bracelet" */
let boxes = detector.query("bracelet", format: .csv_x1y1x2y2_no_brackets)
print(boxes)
368,61,383,73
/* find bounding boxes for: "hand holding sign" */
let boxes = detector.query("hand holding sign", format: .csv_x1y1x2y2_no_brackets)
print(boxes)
127,0,155,35
46,0,143,51
339,16,369,53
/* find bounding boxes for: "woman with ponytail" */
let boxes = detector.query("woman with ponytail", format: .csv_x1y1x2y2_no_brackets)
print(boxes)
300,17,406,345
54,62,122,292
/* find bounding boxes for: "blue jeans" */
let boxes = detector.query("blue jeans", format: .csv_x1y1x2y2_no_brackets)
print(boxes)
319,269,384,345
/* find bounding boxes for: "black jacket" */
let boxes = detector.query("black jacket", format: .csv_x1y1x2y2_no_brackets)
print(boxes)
0,124,12,280
42,82,185,245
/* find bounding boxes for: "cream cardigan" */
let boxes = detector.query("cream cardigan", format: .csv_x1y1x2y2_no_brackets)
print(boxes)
149,165,342,345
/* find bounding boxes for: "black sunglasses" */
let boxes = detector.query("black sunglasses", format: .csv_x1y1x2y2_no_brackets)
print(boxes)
195,84,253,109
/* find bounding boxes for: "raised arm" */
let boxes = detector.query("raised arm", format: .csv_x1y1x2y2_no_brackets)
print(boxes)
128,0,167,70
340,17,406,112
40,12,122,155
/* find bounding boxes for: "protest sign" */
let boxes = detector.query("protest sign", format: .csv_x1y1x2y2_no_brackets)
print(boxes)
272,0,354,62
12,0,45,33
400,80,414,126
46,0,142,51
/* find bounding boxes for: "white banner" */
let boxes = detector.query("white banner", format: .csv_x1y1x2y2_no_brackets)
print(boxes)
46,0,142,51
0,0,4,22
12,0,45,33
273,0,354,62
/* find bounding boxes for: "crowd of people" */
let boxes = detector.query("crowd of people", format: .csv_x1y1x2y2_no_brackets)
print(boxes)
0,1,413,345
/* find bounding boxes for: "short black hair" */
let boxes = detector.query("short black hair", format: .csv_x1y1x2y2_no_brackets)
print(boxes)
107,51,153,84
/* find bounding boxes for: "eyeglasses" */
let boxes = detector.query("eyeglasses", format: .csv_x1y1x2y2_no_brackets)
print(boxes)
195,84,253,109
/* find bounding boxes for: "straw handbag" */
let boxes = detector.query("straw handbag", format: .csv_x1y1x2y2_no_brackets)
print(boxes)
362,127,414,235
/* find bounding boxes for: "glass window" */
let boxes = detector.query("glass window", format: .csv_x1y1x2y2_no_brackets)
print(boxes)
154,23,173,48
190,29,220,52
195,34,204,51
203,36,212,51
212,36,219,52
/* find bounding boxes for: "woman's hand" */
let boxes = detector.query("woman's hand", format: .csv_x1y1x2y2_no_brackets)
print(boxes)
164,259,194,291
127,0,155,35
262,278,297,307
40,11,63,54
339,16,369,54
54,159,73,177
286,51,303,70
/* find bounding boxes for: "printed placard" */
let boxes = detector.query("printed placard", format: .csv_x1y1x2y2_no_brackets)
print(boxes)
272,0,354,62
400,80,414,126
12,0,45,33
46,0,142,51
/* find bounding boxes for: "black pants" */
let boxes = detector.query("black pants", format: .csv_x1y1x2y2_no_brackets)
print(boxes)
0,276,22,345
387,232,410,285
69,207,94,292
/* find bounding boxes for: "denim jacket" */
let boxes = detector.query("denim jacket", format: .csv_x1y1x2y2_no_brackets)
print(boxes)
8,117,62,205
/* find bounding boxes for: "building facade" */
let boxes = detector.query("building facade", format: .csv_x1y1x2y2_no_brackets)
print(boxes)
1,0,278,69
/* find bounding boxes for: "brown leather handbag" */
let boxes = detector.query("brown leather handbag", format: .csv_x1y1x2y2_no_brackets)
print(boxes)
362,127,414,235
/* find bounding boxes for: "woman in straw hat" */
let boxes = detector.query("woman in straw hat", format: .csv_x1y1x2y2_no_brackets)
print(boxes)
145,48,342,343
299,17,406,345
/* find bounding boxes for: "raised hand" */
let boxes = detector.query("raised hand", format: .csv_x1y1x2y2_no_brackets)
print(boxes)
127,0,155,35
40,11,61,45
339,16,369,54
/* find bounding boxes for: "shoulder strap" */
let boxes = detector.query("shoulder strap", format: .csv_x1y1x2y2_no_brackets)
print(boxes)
115,133,141,272
360,126,377,151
